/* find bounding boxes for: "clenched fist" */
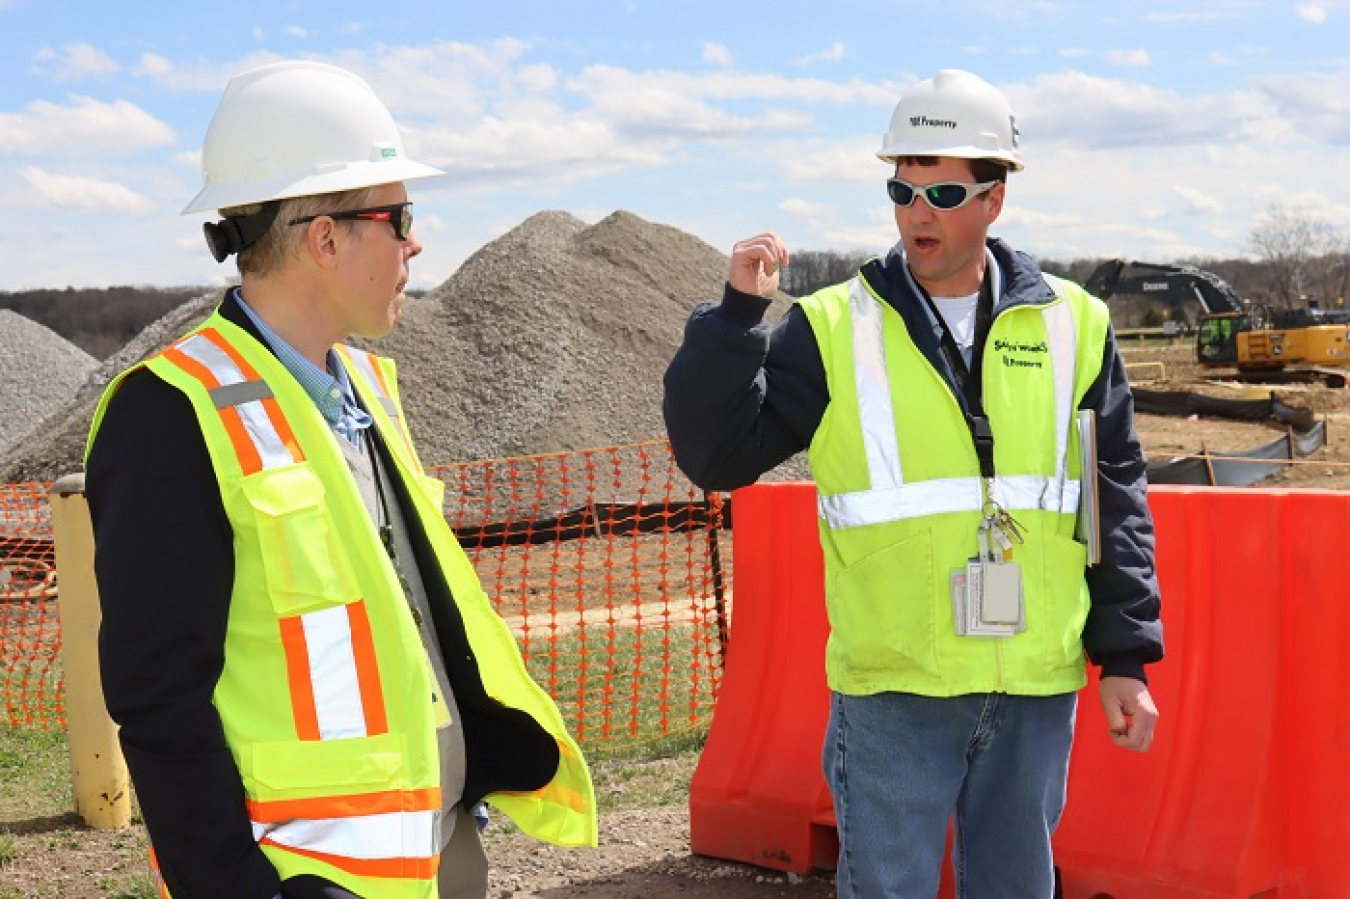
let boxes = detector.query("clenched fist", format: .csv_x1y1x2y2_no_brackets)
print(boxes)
729,232,790,298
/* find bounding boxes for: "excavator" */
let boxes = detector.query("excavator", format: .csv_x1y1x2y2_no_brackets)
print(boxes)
1083,259,1350,383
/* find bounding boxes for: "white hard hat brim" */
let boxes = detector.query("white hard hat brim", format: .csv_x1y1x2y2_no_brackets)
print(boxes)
876,144,1024,172
181,158,446,215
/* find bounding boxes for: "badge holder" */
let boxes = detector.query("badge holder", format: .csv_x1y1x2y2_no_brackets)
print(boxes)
952,503,1026,637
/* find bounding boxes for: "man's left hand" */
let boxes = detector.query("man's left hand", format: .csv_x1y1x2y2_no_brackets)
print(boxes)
1098,676,1158,753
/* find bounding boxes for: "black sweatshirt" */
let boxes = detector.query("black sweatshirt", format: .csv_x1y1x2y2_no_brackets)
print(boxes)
662,239,1163,681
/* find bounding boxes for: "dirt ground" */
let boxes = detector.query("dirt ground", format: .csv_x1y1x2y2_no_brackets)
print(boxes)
1121,344,1350,489
6,342,1350,899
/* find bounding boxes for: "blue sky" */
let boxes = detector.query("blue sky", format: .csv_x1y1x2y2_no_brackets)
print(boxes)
2,0,1348,291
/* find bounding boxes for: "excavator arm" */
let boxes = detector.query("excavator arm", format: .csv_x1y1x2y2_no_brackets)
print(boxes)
1083,259,1245,315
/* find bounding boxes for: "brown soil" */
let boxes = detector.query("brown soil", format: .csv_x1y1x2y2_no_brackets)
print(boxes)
1121,344,1350,490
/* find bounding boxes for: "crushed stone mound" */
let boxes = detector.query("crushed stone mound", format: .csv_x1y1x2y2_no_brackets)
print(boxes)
0,310,99,464
0,293,220,483
3,209,802,483
351,209,785,464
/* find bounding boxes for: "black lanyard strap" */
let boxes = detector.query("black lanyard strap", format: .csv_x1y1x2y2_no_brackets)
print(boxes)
916,273,998,479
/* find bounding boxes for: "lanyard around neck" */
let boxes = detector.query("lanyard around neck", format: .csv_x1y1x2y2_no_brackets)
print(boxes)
910,269,998,479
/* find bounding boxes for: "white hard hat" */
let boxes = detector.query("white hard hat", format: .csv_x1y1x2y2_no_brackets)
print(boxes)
876,69,1023,172
182,60,444,214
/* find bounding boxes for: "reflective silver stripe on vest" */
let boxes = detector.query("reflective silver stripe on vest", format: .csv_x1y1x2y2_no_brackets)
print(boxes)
176,333,297,472
253,809,438,865
819,275,1080,529
341,346,402,422
210,379,273,409
302,604,377,740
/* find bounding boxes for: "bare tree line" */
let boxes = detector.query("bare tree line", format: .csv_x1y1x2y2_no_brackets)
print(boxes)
2,205,1345,357
783,205,1350,328
0,285,209,360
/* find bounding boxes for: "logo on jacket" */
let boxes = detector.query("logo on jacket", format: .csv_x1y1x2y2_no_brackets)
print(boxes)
993,338,1048,369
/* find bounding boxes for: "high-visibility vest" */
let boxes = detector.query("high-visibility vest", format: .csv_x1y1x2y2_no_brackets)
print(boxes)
89,311,596,898
796,273,1110,697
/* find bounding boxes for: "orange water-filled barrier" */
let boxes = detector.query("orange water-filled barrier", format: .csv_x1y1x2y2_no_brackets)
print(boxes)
690,482,1350,898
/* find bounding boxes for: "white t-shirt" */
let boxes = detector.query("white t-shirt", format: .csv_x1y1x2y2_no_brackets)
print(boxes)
930,292,980,366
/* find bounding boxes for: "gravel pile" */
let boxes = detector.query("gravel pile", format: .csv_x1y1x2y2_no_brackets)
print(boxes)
2,209,802,484
353,209,786,463
0,293,219,483
0,310,99,464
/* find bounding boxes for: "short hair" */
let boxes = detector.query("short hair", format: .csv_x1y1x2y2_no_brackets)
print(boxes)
221,185,383,277
893,155,1010,184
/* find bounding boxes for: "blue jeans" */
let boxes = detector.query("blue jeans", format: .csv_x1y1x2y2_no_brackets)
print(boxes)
823,690,1076,899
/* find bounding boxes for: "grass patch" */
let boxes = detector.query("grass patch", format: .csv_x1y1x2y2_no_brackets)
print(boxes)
521,623,720,760
0,728,70,819
100,873,158,899
0,830,17,866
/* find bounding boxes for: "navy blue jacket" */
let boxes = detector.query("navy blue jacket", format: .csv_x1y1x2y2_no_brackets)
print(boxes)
663,239,1163,681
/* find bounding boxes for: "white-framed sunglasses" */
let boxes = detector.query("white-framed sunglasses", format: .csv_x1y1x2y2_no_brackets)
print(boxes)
886,178,999,211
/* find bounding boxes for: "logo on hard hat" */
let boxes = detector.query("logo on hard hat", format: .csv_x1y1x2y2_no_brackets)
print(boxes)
909,115,958,130
1009,115,1019,149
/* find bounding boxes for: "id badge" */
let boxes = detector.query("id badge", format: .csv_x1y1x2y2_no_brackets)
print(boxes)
974,558,1023,626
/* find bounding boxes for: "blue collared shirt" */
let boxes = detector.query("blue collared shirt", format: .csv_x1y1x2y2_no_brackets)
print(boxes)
233,289,373,449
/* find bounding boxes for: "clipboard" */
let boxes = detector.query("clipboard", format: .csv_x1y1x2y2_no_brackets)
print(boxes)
1075,409,1102,565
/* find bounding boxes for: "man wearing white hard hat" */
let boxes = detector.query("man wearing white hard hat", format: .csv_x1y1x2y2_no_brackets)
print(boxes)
86,60,596,899
664,69,1162,897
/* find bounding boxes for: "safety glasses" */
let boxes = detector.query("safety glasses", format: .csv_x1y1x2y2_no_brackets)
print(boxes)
886,179,999,211
289,202,414,240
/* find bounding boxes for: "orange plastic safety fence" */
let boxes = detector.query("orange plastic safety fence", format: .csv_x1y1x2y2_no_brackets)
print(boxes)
1,441,730,753
431,439,729,754
0,482,64,730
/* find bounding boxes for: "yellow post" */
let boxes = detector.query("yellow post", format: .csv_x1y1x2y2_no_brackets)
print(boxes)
49,473,131,829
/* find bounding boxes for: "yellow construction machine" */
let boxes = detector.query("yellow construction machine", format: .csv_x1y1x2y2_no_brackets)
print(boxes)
1084,259,1350,383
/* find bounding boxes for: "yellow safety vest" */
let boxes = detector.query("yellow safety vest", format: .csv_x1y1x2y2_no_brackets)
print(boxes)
797,273,1109,697
89,311,596,898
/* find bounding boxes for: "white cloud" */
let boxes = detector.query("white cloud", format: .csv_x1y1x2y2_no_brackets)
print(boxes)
794,42,847,66
0,97,175,155
134,53,174,79
1006,71,1269,151
1209,45,1270,66
1297,4,1328,22
1059,47,1091,58
415,114,656,188
780,135,885,182
780,198,834,218
1173,184,1224,215
702,42,734,68
285,25,308,39
342,22,367,36
31,43,120,82
19,168,154,214
1253,71,1350,143
1107,48,1152,67
569,64,900,109
516,63,558,93
133,51,287,92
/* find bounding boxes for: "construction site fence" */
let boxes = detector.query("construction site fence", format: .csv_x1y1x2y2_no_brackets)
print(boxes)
0,439,731,757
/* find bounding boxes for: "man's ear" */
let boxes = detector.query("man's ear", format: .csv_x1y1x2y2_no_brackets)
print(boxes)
301,217,342,269
984,182,1006,224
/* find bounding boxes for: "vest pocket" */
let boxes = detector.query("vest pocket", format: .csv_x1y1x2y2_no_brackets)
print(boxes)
241,464,362,616
829,530,938,676
1033,533,1090,674
243,731,405,794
